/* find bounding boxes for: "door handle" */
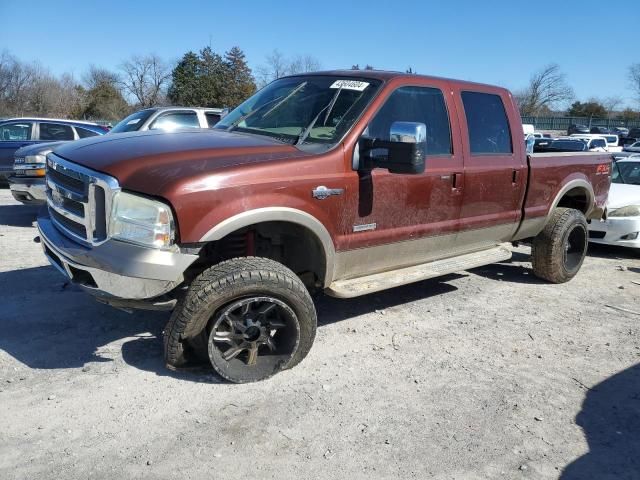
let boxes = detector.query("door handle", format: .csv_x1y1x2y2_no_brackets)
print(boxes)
512,169,519,184
452,172,463,190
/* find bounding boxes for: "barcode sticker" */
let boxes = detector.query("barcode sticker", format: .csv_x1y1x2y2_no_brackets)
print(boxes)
330,80,370,91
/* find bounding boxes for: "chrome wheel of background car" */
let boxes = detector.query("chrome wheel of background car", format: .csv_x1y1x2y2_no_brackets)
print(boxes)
564,223,588,272
208,296,300,382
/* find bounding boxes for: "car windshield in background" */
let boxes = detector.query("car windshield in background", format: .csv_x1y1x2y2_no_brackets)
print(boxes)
612,161,640,185
215,75,382,150
110,109,156,133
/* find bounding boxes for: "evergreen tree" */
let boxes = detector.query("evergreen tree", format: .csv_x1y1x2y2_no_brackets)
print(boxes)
168,51,202,106
223,46,256,108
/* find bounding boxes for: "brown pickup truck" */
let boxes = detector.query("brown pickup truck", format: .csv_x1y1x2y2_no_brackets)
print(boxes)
37,70,611,382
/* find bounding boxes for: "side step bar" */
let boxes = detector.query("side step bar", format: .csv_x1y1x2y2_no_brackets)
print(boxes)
326,244,512,298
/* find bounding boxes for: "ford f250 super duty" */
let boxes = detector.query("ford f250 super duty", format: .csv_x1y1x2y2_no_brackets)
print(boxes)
36,71,611,383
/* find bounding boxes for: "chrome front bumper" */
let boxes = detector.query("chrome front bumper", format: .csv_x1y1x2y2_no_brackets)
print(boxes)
9,177,47,204
37,211,199,300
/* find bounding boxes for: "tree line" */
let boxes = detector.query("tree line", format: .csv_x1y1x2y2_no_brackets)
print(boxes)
2,47,639,123
0,47,322,122
515,63,640,120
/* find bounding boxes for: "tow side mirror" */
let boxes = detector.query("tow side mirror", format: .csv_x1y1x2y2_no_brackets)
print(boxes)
359,121,427,174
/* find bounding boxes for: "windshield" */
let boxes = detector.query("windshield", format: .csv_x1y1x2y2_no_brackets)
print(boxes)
215,75,382,150
110,109,156,133
612,161,640,185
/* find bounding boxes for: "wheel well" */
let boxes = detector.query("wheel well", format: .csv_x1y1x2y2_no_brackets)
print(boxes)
556,187,590,214
188,221,327,290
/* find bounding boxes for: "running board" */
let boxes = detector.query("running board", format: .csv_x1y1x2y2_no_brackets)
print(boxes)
326,244,512,298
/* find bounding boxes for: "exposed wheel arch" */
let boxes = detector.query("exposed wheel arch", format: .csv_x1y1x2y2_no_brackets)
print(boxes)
195,212,333,288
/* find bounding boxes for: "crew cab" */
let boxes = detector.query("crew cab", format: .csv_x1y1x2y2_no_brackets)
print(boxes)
36,71,611,383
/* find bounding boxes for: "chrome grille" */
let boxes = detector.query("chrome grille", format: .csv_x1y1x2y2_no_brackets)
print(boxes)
46,153,120,246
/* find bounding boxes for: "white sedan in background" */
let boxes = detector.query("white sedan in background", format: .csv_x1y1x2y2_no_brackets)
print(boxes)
588,156,640,248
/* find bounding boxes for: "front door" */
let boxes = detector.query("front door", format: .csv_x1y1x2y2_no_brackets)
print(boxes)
339,81,465,278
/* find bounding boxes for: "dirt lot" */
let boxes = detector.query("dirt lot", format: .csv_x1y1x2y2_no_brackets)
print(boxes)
1,187,639,480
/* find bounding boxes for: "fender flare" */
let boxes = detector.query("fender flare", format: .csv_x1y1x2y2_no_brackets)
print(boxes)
547,179,595,223
199,207,336,286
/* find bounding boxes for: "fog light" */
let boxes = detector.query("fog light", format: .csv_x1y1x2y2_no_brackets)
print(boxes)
621,232,639,240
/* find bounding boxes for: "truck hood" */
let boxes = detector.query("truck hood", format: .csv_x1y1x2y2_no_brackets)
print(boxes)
607,183,640,209
52,129,305,194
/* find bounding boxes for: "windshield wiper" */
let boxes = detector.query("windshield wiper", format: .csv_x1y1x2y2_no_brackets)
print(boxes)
295,87,343,146
226,81,308,133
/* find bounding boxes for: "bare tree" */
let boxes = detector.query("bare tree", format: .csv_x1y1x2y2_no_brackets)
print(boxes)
288,54,321,75
603,96,623,119
515,64,574,116
119,54,171,108
257,50,321,87
83,65,119,90
629,63,640,104
0,50,38,116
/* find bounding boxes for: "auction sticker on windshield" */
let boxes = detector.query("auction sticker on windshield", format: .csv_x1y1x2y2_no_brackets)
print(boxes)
330,80,370,91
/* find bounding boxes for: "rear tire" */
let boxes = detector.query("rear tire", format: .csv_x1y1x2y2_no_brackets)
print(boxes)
163,257,317,383
531,207,588,283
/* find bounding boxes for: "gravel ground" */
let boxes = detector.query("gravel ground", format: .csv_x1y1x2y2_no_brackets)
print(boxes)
0,187,639,480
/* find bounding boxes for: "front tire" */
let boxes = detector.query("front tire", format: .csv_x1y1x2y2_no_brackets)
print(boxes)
531,208,588,283
163,257,317,383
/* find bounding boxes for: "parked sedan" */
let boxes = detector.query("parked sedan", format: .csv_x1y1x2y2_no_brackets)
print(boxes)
623,141,640,153
590,126,611,134
567,124,590,135
588,157,640,248
611,126,629,138
0,118,107,184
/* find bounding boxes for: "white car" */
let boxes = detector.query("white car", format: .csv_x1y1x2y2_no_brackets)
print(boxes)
569,134,619,152
623,141,640,153
588,157,640,248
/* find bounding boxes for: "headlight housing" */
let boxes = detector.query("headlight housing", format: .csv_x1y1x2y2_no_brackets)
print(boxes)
109,192,175,249
25,154,48,164
608,205,640,217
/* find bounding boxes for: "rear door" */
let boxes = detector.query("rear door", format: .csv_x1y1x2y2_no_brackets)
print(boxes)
452,89,527,245
0,121,35,175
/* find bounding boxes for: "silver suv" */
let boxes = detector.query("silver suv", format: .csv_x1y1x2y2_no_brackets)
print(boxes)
109,107,227,133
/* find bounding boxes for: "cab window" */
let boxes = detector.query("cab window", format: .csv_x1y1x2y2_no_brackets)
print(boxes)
0,122,33,141
39,123,75,141
461,91,513,154
150,111,200,130
366,86,452,155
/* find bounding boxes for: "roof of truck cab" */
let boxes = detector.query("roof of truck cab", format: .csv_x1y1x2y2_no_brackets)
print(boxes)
287,70,512,93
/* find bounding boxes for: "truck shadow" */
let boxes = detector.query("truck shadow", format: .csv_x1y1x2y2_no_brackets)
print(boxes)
561,362,640,479
0,265,463,383
0,204,40,227
468,252,546,285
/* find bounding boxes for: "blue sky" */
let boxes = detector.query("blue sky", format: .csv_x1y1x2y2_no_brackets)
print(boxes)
1,0,639,107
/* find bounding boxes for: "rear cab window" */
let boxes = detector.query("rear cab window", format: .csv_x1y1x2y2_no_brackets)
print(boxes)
75,127,100,138
0,122,33,141
461,91,513,154
39,123,75,141
205,113,221,127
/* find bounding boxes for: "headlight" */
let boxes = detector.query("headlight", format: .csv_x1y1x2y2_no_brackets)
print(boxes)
109,192,175,249
608,205,640,217
24,154,47,164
